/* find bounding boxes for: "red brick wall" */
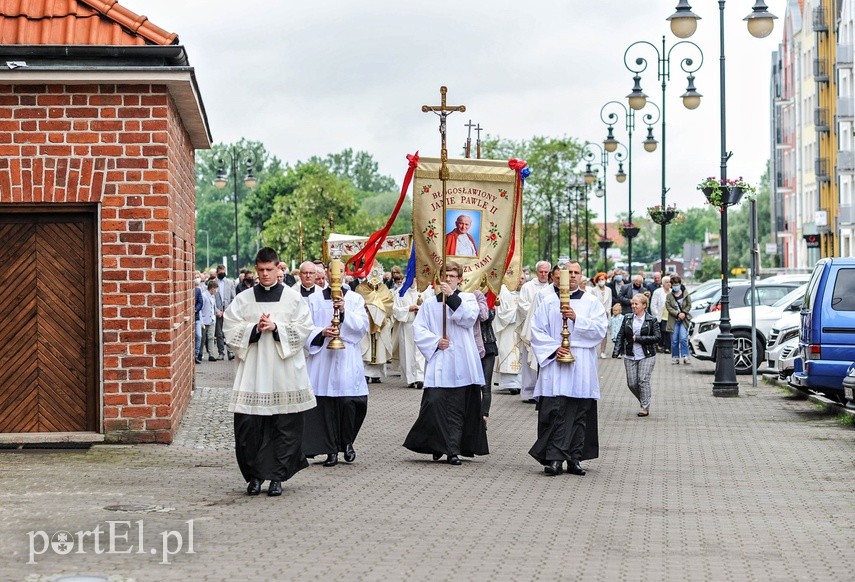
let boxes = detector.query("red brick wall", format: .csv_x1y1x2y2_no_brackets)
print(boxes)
0,83,197,443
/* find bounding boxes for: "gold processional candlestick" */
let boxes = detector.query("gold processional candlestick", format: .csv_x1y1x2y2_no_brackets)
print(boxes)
326,253,345,350
557,269,575,364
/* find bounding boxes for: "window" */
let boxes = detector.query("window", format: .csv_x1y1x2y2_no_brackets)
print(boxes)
831,268,855,311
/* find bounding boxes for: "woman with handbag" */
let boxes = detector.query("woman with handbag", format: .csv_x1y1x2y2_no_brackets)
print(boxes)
665,275,693,365
612,293,660,417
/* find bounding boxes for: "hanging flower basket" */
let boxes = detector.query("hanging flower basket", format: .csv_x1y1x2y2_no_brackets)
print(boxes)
597,239,614,249
697,177,756,208
618,222,640,239
647,204,682,225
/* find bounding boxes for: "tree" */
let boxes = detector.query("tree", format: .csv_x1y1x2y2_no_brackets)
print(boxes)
481,135,585,266
261,163,361,264
307,148,397,195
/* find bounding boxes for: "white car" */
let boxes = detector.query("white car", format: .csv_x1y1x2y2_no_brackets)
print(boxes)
764,312,800,377
688,285,806,374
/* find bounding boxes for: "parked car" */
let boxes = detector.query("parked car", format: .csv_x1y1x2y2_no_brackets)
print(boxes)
791,258,855,400
764,311,800,377
760,273,811,285
688,284,806,374
686,280,726,319
705,280,802,313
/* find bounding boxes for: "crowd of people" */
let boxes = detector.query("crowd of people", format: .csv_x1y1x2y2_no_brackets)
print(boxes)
193,250,693,495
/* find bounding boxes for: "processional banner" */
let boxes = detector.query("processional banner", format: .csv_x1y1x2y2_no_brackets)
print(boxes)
412,157,523,295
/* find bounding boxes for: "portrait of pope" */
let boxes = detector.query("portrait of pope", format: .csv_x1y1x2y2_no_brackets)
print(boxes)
444,213,480,257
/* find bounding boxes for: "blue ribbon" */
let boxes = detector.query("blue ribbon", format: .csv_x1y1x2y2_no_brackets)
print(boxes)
520,166,531,185
399,244,416,297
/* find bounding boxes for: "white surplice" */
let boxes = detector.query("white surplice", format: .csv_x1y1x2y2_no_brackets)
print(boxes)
392,287,425,385
493,284,522,389
305,290,369,397
530,287,608,399
224,284,317,415
517,278,549,398
413,291,484,388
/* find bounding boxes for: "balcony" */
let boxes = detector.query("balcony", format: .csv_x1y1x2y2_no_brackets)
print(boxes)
814,6,828,32
838,150,855,174
814,58,829,82
816,157,831,182
839,44,854,68
837,97,855,121
815,107,830,132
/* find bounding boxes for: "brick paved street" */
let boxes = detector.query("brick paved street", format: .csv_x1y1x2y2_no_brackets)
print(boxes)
2,354,854,581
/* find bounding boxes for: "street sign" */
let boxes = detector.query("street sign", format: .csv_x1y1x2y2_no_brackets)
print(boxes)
765,243,778,254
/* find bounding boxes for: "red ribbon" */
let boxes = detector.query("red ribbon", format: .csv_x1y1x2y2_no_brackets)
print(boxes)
503,157,526,280
345,152,419,278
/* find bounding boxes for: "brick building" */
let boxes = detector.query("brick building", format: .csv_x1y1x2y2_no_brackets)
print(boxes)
0,1,211,443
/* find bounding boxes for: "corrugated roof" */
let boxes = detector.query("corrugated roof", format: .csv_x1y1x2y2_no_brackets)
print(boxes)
0,0,178,46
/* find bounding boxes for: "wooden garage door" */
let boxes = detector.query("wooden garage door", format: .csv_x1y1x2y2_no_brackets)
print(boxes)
0,210,98,432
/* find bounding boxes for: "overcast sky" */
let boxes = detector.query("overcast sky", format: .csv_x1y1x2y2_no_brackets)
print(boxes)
140,0,783,221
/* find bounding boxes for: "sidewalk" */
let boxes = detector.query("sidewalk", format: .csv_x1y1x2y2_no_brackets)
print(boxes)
2,353,854,581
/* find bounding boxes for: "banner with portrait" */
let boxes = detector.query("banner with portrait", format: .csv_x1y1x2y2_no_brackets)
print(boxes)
412,157,523,295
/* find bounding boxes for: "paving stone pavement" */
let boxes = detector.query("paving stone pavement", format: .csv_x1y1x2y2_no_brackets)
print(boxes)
1,354,854,581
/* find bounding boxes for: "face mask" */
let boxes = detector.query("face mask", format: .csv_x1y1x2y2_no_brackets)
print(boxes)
217,272,225,280
615,276,623,282
597,280,605,287
673,287,681,293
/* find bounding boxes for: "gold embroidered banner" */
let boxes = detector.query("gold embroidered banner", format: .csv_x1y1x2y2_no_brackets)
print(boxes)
412,157,523,294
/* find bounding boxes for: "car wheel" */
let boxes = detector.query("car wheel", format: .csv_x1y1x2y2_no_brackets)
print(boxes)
732,330,765,375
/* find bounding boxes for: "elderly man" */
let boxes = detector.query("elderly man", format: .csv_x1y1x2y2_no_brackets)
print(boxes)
293,261,320,301
445,214,478,257
619,274,649,315
213,264,236,361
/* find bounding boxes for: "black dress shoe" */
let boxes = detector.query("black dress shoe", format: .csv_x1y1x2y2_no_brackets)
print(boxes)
432,453,443,461
447,455,462,466
544,460,563,476
246,478,262,495
208,356,217,362
228,352,235,361
323,453,338,467
416,382,424,389
344,444,356,463
267,481,282,496
567,460,586,476
195,357,202,364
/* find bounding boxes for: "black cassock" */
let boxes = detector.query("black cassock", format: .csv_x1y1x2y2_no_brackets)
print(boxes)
528,396,599,464
403,385,489,458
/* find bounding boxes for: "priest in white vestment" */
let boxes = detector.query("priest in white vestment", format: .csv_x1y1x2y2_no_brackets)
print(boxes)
303,285,370,467
392,285,425,388
224,248,316,497
493,282,523,393
293,260,320,301
528,261,607,477
356,268,394,382
517,261,551,401
403,262,488,465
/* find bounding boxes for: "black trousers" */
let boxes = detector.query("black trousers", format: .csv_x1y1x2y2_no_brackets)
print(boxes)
233,412,309,482
302,396,368,457
403,386,488,458
529,396,599,465
480,353,496,418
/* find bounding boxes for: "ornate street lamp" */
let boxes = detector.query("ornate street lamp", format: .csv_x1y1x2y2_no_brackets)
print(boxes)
666,0,776,397
624,35,703,291
584,142,627,273
214,147,258,277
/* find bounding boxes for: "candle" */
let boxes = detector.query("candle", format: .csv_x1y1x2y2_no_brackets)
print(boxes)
559,269,569,289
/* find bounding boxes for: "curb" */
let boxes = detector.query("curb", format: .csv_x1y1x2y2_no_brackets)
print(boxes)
763,373,855,420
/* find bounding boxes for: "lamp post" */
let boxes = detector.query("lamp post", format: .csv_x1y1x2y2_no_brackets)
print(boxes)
214,146,258,277
566,174,585,261
624,34,703,282
585,142,627,272
198,229,209,270
599,100,658,271
667,1,777,397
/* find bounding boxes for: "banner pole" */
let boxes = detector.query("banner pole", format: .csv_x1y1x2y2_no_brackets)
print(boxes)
422,86,465,339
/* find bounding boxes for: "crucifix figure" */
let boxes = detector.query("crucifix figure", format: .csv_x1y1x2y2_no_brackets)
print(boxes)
422,86,466,337
475,123,484,160
464,119,476,159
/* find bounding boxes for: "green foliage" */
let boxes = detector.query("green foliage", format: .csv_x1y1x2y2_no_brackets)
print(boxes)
481,135,585,266
261,163,361,264
307,148,397,195
696,256,722,282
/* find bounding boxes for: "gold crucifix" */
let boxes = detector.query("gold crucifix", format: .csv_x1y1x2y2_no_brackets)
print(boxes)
422,86,465,338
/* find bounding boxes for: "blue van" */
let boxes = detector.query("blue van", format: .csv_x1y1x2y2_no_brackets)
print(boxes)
791,258,855,399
